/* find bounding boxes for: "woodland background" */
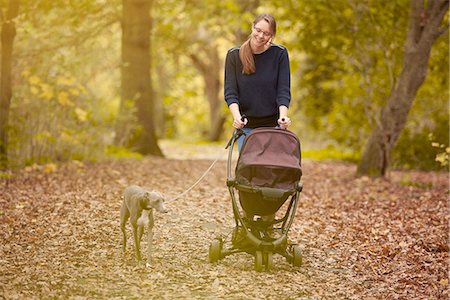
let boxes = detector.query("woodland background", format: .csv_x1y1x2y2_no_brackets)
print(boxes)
0,0,448,173
0,1,449,299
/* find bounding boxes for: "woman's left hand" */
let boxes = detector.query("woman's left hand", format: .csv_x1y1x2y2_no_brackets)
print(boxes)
278,116,291,129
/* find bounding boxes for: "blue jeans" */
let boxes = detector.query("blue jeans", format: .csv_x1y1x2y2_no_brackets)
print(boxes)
237,128,253,152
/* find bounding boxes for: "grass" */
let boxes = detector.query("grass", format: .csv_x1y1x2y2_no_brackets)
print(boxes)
399,180,433,188
302,146,360,163
105,145,143,159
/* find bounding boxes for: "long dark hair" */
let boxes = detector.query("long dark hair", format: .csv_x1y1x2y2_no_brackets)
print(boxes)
239,14,276,75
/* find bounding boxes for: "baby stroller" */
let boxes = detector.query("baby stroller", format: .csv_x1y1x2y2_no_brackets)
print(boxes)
209,127,303,271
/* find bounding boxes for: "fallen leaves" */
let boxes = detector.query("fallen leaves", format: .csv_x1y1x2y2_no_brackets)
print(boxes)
0,151,448,299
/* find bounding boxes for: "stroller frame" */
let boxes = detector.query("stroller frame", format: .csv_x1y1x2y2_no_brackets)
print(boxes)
209,128,303,271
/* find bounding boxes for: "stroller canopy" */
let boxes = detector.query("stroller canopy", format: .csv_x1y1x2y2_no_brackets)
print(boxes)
236,128,302,191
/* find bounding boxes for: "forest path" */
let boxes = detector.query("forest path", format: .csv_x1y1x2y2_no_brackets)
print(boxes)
0,143,448,299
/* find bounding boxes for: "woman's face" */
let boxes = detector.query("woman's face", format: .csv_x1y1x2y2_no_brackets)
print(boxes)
251,20,272,47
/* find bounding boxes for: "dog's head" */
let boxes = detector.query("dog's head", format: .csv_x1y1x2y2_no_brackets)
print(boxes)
141,191,168,213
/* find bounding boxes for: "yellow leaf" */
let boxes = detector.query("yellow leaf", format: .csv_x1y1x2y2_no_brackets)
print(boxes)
21,69,31,78
28,75,41,85
36,131,52,141
31,86,39,95
74,107,88,122
440,279,448,285
60,131,73,143
43,163,57,173
39,83,54,100
58,91,74,106
78,85,87,95
343,8,353,18
69,88,80,96
435,153,449,166
57,76,76,86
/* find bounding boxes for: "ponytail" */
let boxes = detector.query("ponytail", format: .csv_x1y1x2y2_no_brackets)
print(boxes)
239,37,255,75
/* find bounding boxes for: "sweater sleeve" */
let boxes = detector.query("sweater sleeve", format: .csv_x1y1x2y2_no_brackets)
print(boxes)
276,48,291,108
224,48,240,106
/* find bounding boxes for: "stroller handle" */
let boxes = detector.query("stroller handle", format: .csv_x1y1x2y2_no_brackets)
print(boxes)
225,114,247,150
225,119,248,179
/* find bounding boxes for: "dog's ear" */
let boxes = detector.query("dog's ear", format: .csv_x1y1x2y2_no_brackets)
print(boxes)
150,190,163,198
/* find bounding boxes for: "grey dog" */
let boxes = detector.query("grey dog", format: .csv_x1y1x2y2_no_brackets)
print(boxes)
120,185,168,264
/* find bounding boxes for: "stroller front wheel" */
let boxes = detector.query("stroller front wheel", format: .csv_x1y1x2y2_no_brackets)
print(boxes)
254,251,263,272
264,251,273,271
292,244,302,267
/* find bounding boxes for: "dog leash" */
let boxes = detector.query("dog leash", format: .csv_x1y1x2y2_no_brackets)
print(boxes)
168,127,246,202
168,151,226,202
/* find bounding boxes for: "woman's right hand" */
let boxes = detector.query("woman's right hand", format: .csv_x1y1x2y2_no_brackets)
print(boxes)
233,117,247,129
229,103,247,129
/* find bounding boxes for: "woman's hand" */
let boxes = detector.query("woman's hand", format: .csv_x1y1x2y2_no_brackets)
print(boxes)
233,117,248,129
278,105,291,129
278,116,291,129
229,103,247,129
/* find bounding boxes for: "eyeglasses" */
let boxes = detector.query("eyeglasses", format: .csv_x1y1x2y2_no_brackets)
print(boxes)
253,26,272,38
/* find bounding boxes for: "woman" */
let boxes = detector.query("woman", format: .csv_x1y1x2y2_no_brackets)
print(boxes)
224,13,292,151
224,13,292,228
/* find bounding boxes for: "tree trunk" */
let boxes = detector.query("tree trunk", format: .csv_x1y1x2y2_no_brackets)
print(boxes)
357,0,448,177
0,0,20,169
190,46,225,142
118,0,162,156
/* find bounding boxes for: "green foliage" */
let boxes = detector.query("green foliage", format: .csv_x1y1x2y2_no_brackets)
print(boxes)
391,33,449,171
8,69,113,167
391,130,447,171
158,62,208,140
283,0,409,145
280,0,447,170
4,0,121,167
3,0,447,171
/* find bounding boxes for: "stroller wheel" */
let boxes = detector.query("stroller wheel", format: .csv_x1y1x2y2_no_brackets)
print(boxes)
209,239,222,263
292,244,302,267
264,251,273,271
254,251,263,272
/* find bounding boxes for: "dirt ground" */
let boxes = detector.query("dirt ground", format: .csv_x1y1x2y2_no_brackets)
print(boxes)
0,144,448,299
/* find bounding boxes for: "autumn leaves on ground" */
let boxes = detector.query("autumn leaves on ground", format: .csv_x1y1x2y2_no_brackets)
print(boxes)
0,143,448,299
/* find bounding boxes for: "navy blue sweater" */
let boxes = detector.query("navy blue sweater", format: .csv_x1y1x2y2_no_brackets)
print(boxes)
224,44,291,128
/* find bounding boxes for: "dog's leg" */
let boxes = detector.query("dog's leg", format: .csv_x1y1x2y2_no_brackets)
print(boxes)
138,224,144,261
146,227,153,267
138,225,144,243
132,223,141,261
120,202,130,253
146,210,154,267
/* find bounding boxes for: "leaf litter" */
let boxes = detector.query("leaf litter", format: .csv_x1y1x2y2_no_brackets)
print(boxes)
0,146,448,299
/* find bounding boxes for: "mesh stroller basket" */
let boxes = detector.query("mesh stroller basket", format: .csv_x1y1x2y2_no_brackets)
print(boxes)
235,128,302,216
